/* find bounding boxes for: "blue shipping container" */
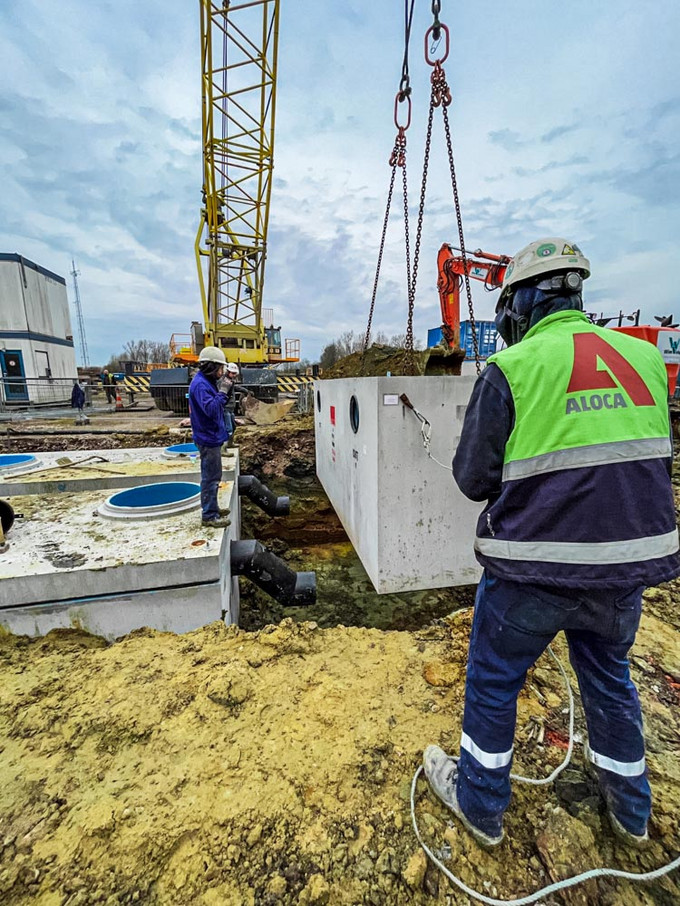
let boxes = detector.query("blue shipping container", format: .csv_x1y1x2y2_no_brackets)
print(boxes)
427,321,498,359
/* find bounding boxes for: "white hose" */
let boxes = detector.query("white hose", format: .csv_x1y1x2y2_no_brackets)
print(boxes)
410,645,680,904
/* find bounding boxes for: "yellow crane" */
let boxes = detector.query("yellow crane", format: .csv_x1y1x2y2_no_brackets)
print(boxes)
171,0,299,367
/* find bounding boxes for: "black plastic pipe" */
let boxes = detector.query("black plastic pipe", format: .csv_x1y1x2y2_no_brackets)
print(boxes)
0,499,15,534
238,475,290,517
230,539,316,607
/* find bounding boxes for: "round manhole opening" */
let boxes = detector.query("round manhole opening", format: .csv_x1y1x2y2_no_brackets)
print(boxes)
349,395,360,433
163,442,199,459
98,481,201,520
0,453,41,475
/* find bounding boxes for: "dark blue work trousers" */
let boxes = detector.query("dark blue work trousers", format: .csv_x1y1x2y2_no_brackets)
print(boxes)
457,570,651,838
197,443,223,520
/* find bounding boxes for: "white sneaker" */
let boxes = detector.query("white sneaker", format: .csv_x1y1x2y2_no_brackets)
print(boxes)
423,745,504,849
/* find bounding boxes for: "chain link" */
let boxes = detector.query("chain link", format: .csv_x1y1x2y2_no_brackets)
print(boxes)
402,100,435,376
441,90,480,373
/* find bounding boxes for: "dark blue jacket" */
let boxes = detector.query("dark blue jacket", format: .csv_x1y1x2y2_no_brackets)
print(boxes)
188,371,230,447
453,363,678,589
71,383,85,409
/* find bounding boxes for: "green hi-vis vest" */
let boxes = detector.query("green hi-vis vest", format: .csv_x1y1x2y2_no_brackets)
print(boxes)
474,309,679,588
487,310,670,480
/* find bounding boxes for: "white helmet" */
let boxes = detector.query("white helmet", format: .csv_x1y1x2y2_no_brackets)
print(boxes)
198,346,226,364
501,238,590,296
226,362,239,375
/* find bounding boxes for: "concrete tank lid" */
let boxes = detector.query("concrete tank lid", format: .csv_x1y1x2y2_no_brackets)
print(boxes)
98,481,201,520
164,443,199,455
0,453,41,475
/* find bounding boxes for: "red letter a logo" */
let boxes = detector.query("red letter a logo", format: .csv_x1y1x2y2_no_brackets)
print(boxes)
567,333,654,406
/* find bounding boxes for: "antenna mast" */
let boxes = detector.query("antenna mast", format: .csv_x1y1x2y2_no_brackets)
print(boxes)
70,258,90,366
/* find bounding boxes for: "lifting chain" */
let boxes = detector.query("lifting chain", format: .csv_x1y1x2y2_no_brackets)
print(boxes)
362,0,416,376
406,10,481,375
361,131,404,374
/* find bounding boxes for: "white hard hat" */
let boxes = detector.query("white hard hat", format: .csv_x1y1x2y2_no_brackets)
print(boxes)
198,346,226,364
226,362,239,374
502,238,590,296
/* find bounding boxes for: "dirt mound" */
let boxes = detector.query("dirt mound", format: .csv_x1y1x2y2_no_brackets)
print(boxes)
1,610,678,905
323,344,464,379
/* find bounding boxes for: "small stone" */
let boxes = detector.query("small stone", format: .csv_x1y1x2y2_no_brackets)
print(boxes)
402,849,427,889
375,847,397,875
266,875,287,896
302,873,329,904
246,824,262,846
423,660,460,687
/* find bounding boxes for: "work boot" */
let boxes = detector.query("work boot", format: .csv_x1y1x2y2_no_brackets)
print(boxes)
217,506,231,517
423,745,504,849
608,811,649,848
201,516,231,529
583,751,649,848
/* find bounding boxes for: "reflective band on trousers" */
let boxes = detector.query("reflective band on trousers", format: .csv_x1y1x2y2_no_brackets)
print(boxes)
475,529,679,565
502,436,672,482
586,743,646,777
460,732,513,770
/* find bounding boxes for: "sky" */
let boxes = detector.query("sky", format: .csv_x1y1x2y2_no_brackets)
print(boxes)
1,0,679,366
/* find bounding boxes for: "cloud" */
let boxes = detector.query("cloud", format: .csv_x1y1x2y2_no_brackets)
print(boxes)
0,0,679,365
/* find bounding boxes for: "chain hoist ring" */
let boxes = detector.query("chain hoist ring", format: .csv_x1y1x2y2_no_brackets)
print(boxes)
424,22,449,65
394,92,412,131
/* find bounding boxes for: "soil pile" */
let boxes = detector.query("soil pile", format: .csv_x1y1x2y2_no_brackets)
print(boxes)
322,344,464,380
1,598,679,906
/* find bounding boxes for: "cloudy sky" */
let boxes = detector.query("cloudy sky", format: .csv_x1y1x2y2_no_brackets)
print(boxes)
1,0,679,366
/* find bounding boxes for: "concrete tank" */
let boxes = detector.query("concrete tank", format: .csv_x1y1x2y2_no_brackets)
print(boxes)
314,376,483,593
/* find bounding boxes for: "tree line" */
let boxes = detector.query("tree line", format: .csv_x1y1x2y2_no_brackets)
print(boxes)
104,339,170,372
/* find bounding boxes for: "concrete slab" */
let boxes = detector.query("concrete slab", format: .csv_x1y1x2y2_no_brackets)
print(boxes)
315,376,483,593
0,480,240,639
0,446,239,496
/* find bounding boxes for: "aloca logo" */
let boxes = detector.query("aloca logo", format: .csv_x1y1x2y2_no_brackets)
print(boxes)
565,333,654,415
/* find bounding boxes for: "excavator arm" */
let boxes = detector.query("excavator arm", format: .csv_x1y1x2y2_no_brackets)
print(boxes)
436,244,510,348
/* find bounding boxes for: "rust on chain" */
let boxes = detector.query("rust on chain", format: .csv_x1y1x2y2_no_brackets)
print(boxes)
440,85,480,373
431,62,452,108
388,128,407,169
393,92,412,132
424,22,449,66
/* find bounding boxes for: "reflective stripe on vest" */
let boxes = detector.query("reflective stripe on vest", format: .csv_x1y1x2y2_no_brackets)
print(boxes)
460,732,513,770
586,743,646,777
502,436,672,482
475,529,679,565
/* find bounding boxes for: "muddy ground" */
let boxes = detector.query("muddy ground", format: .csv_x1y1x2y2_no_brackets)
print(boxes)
0,406,679,905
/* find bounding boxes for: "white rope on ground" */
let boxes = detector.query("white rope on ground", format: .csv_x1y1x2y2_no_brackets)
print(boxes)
410,645,680,904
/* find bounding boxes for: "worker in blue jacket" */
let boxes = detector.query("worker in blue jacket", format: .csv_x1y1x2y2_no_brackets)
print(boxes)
188,346,232,528
423,238,680,850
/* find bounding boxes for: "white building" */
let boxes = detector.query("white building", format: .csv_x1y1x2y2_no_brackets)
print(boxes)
0,253,77,405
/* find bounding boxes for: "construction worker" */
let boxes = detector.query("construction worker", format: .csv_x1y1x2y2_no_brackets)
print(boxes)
70,379,87,424
102,368,115,405
424,238,680,849
188,346,232,528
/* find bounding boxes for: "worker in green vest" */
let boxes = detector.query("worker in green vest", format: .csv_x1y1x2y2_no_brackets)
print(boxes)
423,238,680,849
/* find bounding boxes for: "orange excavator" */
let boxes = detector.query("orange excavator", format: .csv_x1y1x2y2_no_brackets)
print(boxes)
435,244,510,349
435,242,680,399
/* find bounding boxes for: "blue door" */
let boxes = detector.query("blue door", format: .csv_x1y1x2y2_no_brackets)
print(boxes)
0,350,29,402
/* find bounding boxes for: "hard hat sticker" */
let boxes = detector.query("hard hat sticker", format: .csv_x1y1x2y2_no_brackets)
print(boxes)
562,243,577,255
537,243,556,257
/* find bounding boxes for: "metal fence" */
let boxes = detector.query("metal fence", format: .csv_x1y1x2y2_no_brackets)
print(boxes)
296,382,315,413
0,377,125,412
